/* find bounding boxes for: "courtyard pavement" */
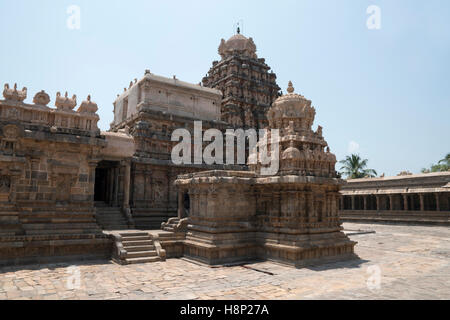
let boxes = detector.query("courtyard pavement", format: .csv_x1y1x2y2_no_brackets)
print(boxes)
0,222,449,300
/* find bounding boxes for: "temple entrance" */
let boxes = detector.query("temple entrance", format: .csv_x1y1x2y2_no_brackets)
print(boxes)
183,192,190,217
94,160,120,205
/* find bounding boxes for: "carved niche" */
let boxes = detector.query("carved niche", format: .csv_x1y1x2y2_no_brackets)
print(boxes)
55,174,77,202
1,124,22,154
0,175,11,202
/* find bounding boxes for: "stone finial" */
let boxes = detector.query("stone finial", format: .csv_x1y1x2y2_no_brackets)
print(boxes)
316,125,323,137
129,81,133,88
134,78,137,84
78,95,98,114
3,83,27,102
287,81,294,94
145,69,151,75
55,91,77,111
33,90,50,106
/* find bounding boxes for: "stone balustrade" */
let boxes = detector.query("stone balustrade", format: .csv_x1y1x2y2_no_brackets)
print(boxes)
0,84,100,135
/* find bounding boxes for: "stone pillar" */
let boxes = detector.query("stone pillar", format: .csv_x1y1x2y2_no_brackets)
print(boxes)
108,168,114,205
419,193,425,211
403,194,408,211
389,195,394,211
339,196,343,211
363,196,367,211
435,193,440,212
351,196,355,211
177,191,183,219
123,160,131,209
88,161,98,204
376,195,380,211
113,167,119,206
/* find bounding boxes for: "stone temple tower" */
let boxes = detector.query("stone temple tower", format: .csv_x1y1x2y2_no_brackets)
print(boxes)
174,82,356,266
202,28,280,130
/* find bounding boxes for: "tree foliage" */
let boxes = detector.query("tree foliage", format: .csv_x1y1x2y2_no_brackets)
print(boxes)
421,153,450,173
339,154,377,179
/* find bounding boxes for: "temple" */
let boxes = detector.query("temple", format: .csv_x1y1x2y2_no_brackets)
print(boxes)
175,82,356,266
1,29,446,268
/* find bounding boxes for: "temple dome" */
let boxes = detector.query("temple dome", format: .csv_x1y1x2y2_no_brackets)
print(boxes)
267,81,316,130
282,145,301,160
218,32,257,58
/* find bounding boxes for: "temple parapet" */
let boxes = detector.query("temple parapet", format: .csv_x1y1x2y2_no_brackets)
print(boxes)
0,84,100,134
3,84,27,102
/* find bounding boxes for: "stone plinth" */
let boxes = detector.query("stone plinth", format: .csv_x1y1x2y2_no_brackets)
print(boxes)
176,171,356,266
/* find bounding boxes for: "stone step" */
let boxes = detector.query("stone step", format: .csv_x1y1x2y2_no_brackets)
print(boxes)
96,219,127,224
126,250,158,259
121,235,151,241
101,225,129,230
95,207,122,211
123,245,155,252
0,211,19,215
0,224,21,230
21,218,97,224
124,256,160,264
0,216,19,222
121,240,153,246
119,232,149,237
96,212,123,216
25,229,102,235
22,223,99,230
0,231,19,236
21,213,95,219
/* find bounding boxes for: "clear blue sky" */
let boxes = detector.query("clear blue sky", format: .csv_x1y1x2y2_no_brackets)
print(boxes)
1,0,449,176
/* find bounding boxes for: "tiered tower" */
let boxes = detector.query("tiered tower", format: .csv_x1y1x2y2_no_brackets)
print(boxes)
251,81,338,177
202,28,280,130
174,82,356,266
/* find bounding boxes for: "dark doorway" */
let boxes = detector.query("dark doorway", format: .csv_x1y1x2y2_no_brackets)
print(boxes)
94,161,120,205
183,192,190,217
94,167,108,202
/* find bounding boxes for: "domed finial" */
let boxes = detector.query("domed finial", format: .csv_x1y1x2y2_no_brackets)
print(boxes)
287,81,294,94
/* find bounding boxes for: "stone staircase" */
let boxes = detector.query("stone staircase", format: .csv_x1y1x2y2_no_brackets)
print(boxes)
20,205,102,236
0,204,22,237
111,231,166,265
95,202,129,230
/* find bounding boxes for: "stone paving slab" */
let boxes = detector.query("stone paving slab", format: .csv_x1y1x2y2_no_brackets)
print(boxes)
0,223,449,300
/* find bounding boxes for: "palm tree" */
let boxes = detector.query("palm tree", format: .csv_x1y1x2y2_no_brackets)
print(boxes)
439,153,450,166
421,153,450,173
339,154,377,179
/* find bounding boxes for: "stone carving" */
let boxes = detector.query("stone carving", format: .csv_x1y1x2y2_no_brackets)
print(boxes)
2,125,20,141
7,108,20,119
78,95,98,114
153,181,165,202
3,83,27,102
170,81,356,266
55,174,76,202
254,82,336,177
55,91,77,111
33,90,50,106
0,175,11,193
204,31,280,130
